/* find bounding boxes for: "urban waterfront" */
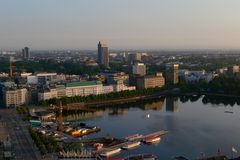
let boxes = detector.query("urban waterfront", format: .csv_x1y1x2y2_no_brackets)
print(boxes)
64,96,240,159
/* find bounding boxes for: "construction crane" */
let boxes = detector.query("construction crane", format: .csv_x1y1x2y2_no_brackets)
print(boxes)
58,101,63,132
50,101,64,132
9,56,13,79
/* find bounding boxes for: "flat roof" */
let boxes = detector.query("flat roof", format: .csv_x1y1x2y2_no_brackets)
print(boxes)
65,81,102,87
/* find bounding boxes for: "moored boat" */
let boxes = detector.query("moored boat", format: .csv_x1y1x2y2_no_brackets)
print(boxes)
71,129,81,137
143,136,160,144
122,141,141,150
125,154,158,160
100,148,121,157
125,134,143,141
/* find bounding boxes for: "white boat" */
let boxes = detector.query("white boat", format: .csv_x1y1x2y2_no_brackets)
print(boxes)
144,136,161,144
64,127,73,133
126,154,158,160
100,148,121,157
125,134,143,141
122,141,141,150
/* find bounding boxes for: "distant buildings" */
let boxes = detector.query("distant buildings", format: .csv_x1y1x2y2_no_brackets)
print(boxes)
98,41,109,68
127,52,148,64
179,70,214,83
132,62,146,76
166,64,179,84
128,53,142,63
136,72,165,89
227,65,239,77
102,72,129,85
22,47,30,60
20,72,66,85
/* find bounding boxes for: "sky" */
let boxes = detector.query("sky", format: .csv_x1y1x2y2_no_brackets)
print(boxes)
0,0,240,50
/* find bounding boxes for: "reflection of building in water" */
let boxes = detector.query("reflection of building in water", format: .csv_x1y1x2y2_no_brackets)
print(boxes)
63,108,129,121
166,97,179,112
144,100,164,110
108,108,129,116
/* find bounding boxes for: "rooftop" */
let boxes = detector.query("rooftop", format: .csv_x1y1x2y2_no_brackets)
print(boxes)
65,81,102,87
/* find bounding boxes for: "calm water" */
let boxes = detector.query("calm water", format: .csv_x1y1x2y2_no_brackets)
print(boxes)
65,96,240,159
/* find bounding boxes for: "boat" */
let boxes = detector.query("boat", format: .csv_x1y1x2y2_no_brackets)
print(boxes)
64,127,73,133
143,136,161,144
125,154,157,160
104,158,125,160
100,148,121,157
224,111,234,114
71,129,81,137
125,134,143,141
94,143,103,151
30,120,41,127
122,141,141,150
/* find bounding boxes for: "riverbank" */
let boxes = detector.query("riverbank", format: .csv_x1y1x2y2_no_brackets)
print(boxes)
64,91,240,109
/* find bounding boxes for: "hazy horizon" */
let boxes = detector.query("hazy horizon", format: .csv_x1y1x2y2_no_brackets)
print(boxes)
1,0,240,50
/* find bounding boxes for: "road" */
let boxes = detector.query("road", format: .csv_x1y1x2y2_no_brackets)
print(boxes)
0,108,41,160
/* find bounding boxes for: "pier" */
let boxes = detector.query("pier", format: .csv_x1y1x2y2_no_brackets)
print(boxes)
95,130,168,155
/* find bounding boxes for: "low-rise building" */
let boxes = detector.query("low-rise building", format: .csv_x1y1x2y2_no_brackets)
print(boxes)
102,72,129,85
38,88,58,101
137,72,165,89
56,85,66,98
65,81,103,97
102,85,114,94
37,80,136,101
183,70,214,83
113,84,136,92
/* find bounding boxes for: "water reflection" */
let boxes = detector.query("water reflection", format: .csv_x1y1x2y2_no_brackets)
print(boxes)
62,95,240,159
202,95,240,106
166,97,179,112
143,100,164,110
63,95,240,121
63,99,165,121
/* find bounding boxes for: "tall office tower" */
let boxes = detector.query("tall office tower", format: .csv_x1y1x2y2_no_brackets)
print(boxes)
22,47,30,60
98,41,109,68
132,62,146,76
166,63,179,84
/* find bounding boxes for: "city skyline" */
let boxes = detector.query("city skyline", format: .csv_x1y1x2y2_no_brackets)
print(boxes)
1,0,240,50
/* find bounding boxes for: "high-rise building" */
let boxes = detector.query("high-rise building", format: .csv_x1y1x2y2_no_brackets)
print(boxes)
98,41,109,68
22,47,30,60
132,62,146,76
166,64,179,84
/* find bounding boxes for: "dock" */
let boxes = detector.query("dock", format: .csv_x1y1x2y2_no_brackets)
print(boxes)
95,130,168,155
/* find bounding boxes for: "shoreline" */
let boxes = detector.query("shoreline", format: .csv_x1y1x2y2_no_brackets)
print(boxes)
64,91,240,110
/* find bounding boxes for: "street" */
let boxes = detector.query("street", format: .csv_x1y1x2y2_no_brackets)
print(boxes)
0,108,41,160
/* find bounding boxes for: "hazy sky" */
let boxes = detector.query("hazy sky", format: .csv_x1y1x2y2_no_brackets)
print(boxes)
1,0,240,50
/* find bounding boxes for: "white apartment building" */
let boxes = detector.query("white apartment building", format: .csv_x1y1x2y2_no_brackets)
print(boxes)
4,88,27,107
